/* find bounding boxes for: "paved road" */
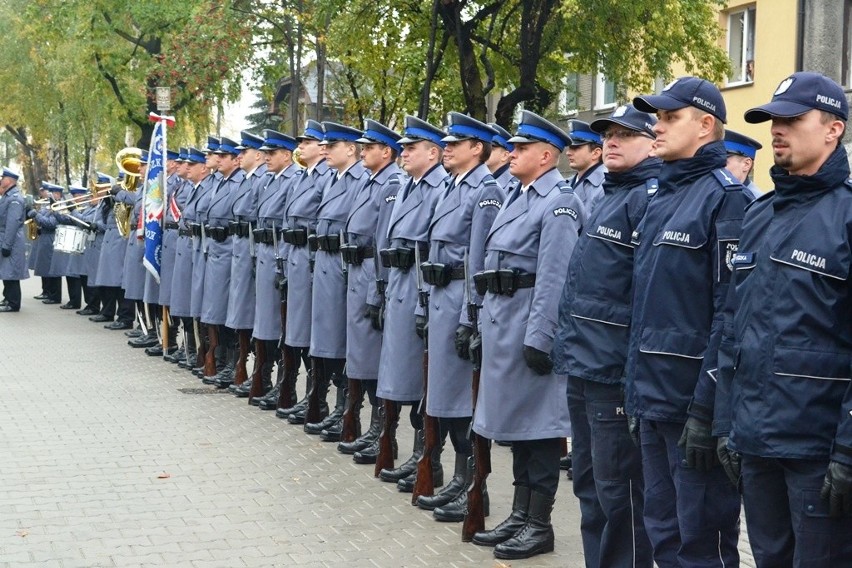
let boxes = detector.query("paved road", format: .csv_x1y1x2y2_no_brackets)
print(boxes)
0,277,755,567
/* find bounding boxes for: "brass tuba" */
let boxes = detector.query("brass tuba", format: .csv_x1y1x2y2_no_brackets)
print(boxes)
25,219,38,241
292,148,307,169
114,147,143,238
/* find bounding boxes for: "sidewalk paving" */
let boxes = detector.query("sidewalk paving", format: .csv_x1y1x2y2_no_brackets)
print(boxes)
0,277,754,567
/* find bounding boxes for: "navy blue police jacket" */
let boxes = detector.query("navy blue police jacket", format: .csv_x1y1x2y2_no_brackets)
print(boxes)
715,146,852,465
625,141,749,423
553,157,662,384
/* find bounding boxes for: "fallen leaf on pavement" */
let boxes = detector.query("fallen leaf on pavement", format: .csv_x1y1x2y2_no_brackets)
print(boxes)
157,472,171,479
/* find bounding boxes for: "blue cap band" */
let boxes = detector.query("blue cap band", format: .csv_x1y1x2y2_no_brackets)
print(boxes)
324,131,362,143
265,137,297,151
517,124,567,150
570,130,601,145
362,129,402,152
304,127,324,140
725,140,757,159
405,127,445,147
447,124,494,142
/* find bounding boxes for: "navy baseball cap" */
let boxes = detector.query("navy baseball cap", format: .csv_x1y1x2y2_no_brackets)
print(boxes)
634,76,727,123
724,130,762,159
590,104,657,138
568,120,602,146
508,110,572,151
745,72,848,123
489,123,514,152
397,116,446,148
356,120,402,153
442,112,498,144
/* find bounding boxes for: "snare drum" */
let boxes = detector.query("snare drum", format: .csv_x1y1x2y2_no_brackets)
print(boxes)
53,225,88,255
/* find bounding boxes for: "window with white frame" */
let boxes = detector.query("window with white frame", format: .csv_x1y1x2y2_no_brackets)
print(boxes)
594,73,616,110
558,72,581,115
727,6,756,85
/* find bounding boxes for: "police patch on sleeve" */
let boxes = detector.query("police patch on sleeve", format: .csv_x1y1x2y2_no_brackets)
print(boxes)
553,207,578,219
717,239,738,282
385,194,397,204
479,198,502,209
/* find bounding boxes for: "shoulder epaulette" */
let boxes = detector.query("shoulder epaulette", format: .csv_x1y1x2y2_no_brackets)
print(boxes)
557,181,574,194
484,178,498,186
645,177,659,197
745,188,775,211
844,178,852,190
712,168,745,191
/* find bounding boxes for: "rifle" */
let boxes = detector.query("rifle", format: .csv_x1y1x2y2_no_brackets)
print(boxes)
375,398,399,477
234,330,250,386
462,253,491,542
412,244,438,503
204,324,219,378
193,318,206,369
161,306,170,354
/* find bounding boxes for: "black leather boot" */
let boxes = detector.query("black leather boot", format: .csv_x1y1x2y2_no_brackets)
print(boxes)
339,404,380,455
472,485,530,547
201,345,226,384
379,429,423,483
255,367,282,410
417,453,467,510
129,331,158,348
248,360,274,405
278,364,311,419
398,438,444,493
493,490,555,559
433,460,488,522
233,376,252,397
164,347,185,364
211,346,237,388
309,384,346,436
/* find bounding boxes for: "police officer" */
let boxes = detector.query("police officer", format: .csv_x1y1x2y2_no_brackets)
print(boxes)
566,120,606,212
248,130,302,404
201,137,245,385
486,123,515,191
94,172,134,330
370,117,447,475
222,132,268,393
0,167,28,312
57,185,93,310
416,113,503,521
715,72,852,566
77,176,109,317
723,129,762,199
169,148,211,370
627,77,747,567
553,104,659,568
31,182,63,305
338,120,404,456
281,120,334,423
163,148,192,363
471,111,584,560
304,122,369,439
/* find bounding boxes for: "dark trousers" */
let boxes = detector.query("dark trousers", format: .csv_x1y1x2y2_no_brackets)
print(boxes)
2,280,21,310
511,437,562,497
81,276,99,311
439,416,472,455
65,276,81,307
741,454,852,567
568,378,652,568
640,420,741,568
43,276,61,302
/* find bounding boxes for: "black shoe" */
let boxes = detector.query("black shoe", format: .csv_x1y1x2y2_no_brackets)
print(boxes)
145,344,164,357
353,440,380,465
418,454,468,510
319,417,344,442
397,472,416,493
125,329,143,338
276,397,308,419
472,486,530,547
379,430,423,483
0,305,18,313
42,299,61,305
434,488,488,523
89,314,111,322
76,307,97,316
253,383,279,408
129,334,158,348
60,302,80,310
105,320,133,330
0,299,7,306
33,293,47,300
305,407,339,435
164,348,185,364
493,491,554,560
559,452,571,471
287,407,307,424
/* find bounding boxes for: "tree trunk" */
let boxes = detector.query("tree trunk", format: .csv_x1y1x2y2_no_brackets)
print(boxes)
437,0,488,120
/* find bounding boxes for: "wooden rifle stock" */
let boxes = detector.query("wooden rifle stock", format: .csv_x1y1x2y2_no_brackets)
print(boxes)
374,399,399,476
412,347,439,503
305,357,322,424
161,306,170,353
195,320,207,369
203,324,218,377
276,301,297,409
234,329,250,386
341,378,362,443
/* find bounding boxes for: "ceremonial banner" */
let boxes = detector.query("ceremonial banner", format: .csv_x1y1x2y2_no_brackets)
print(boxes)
143,118,166,282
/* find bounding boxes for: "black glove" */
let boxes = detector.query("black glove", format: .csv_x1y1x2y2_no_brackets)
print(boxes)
415,315,428,340
628,416,641,448
821,460,852,518
109,185,121,196
678,416,718,472
716,436,741,489
523,345,553,375
469,332,482,368
1,248,10,258
454,325,473,360
273,275,287,291
365,304,383,332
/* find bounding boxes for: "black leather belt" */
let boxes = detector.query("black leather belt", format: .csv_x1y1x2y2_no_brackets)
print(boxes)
165,222,179,230
341,245,374,265
178,227,192,237
379,244,429,270
474,269,536,296
421,262,465,287
206,225,231,242
190,223,202,237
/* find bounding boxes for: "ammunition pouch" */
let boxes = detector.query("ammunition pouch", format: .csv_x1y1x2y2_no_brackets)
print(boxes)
420,262,465,287
380,246,415,270
190,223,202,238
341,244,374,265
316,234,341,253
283,228,308,247
474,269,536,296
206,225,230,243
228,221,250,238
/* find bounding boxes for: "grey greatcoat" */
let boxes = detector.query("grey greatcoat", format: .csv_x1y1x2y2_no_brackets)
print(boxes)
0,186,29,280
118,189,146,301
202,169,245,326
426,164,503,418
93,199,126,287
376,164,447,402
158,173,185,307
48,210,73,278
31,209,59,277
57,209,91,277
253,165,299,341
570,162,606,214
472,167,585,441
169,178,207,318
345,163,403,380
190,175,216,318
226,164,268,330
284,160,333,348
492,164,516,193
78,205,102,279
310,161,369,359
